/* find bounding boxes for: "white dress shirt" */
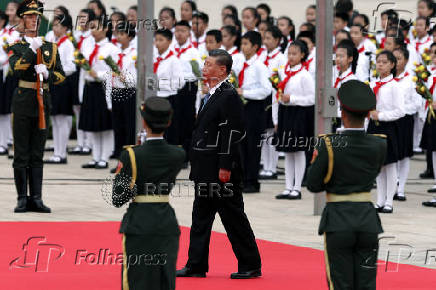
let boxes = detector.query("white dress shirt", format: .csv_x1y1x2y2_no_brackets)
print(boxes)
154,47,185,97
111,45,137,88
55,35,76,76
172,41,201,82
234,54,271,101
333,66,357,117
413,35,432,62
305,47,316,80
278,63,315,106
395,71,421,116
265,47,287,126
370,74,405,121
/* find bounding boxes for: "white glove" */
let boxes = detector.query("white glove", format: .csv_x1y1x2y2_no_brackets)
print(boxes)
34,64,49,79
30,37,43,53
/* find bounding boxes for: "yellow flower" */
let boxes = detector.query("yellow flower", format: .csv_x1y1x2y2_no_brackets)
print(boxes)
372,70,378,77
191,58,197,61
229,77,235,83
364,81,370,85
426,55,431,62
272,68,278,72
274,78,279,84
132,55,137,61
279,65,284,69
420,86,426,93
81,59,86,64
413,61,419,66
2,37,6,42
371,39,376,44
376,49,382,55
422,72,428,79
69,37,74,42
41,36,44,41
412,76,418,82
74,59,80,64
98,55,104,60
419,65,425,71
74,50,79,57
201,55,207,61
422,53,428,59
67,32,72,37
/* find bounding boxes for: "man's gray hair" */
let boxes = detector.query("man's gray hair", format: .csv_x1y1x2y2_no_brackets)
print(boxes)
208,49,233,74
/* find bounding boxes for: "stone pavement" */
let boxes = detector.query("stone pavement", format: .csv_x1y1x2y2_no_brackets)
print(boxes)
1,143,436,270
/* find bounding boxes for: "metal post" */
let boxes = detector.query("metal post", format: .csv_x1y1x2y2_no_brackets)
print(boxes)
136,0,157,135
314,0,336,215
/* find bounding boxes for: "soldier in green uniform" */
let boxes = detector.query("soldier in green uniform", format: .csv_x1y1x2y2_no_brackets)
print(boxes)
112,97,185,290
9,0,65,213
307,80,386,290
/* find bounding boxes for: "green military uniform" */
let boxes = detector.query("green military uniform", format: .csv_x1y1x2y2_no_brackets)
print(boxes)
9,0,65,213
112,97,185,290
306,80,386,290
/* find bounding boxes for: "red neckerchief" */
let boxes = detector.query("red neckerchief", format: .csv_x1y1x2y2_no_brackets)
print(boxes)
373,77,394,97
415,36,431,52
78,35,86,50
394,71,409,82
302,57,314,71
89,44,100,66
264,50,280,66
153,50,174,73
111,38,118,45
256,47,265,56
57,35,68,47
334,70,353,88
276,64,304,99
231,49,239,55
429,77,436,95
358,44,365,54
380,37,386,49
174,44,192,58
238,62,249,87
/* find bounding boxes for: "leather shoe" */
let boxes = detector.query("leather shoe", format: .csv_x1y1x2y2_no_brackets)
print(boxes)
380,206,393,214
422,201,436,207
427,187,436,193
420,170,434,179
14,197,27,213
230,269,262,279
176,267,206,278
243,184,260,193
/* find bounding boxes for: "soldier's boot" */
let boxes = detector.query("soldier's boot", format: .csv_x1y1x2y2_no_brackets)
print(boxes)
14,168,28,213
28,167,51,213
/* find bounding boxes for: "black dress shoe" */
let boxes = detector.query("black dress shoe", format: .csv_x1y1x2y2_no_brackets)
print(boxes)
393,193,398,200
259,172,278,180
420,170,434,179
27,199,51,213
95,162,108,169
427,188,436,193
397,196,406,201
0,147,8,155
380,206,393,214
110,167,117,174
230,269,262,279
82,161,96,169
422,201,436,207
44,156,67,164
14,198,27,213
375,205,384,213
243,184,260,193
176,267,206,278
287,190,302,200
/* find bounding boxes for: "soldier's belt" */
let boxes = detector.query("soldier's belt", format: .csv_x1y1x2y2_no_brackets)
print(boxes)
19,80,49,90
133,195,169,203
326,192,372,202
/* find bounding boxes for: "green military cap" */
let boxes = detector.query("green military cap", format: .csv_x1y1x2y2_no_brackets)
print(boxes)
338,80,376,113
140,97,173,130
17,0,44,17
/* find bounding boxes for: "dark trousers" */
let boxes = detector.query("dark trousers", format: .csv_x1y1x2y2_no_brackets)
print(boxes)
426,148,433,173
112,88,136,158
241,100,266,187
324,231,378,290
179,81,198,161
122,233,179,290
13,113,48,168
186,182,261,273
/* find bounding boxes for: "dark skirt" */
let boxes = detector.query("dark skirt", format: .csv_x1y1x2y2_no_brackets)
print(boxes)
1,73,17,115
70,70,81,105
50,75,74,115
397,114,414,160
367,119,399,165
420,112,436,151
78,82,112,132
112,88,136,158
264,94,274,129
276,104,315,152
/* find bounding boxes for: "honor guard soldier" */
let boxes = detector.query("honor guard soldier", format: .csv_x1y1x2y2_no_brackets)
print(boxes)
112,97,185,290
9,0,65,213
307,80,386,290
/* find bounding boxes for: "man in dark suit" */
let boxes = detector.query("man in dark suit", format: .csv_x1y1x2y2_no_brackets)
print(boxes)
177,49,261,279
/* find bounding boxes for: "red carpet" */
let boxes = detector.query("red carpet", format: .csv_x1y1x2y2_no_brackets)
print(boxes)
1,222,435,289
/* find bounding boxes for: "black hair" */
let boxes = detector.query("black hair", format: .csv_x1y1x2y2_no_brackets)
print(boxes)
154,29,173,41
297,30,316,45
289,39,309,62
335,0,353,13
54,13,73,31
300,22,316,33
416,15,431,27
381,9,398,18
115,21,136,38
129,5,138,11
242,7,261,27
223,5,238,18
336,39,359,74
393,46,409,61
209,49,233,74
266,26,287,53
183,1,197,13
336,29,351,40
277,16,295,42
206,29,222,43
308,4,316,10
431,42,436,50
159,7,176,20
241,30,262,51
88,0,107,19
419,0,436,17
335,12,349,23
111,11,126,22
259,20,273,31
377,50,397,77
0,10,9,27
256,3,274,24
55,6,70,16
221,25,241,50
353,13,370,29
175,20,191,29
386,31,406,49
223,14,242,39
80,8,96,24
342,109,368,124
399,19,412,32
192,11,209,25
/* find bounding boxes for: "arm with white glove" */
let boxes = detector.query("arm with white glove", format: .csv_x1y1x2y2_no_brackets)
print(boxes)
34,64,49,79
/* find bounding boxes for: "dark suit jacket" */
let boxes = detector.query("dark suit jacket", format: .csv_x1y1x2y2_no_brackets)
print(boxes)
189,81,246,183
